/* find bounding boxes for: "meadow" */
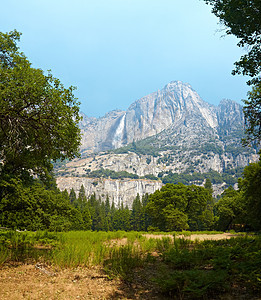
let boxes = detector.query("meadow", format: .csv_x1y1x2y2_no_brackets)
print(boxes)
1,230,261,299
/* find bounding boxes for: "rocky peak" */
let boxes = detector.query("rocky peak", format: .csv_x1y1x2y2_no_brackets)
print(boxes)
163,80,193,93
216,99,244,136
79,81,242,153
57,81,258,205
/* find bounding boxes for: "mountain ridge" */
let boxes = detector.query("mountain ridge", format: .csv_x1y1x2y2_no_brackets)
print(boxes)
56,81,258,205
79,81,241,154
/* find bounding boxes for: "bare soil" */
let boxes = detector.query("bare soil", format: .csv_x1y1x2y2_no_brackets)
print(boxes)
0,262,165,300
143,232,240,241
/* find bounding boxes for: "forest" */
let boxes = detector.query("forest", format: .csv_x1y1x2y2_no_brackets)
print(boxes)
1,157,260,233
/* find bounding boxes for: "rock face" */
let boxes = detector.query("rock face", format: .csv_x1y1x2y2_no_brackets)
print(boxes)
80,81,220,153
58,151,257,178
56,177,163,208
56,81,258,204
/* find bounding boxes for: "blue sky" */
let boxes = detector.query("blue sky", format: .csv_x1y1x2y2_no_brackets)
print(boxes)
1,0,250,117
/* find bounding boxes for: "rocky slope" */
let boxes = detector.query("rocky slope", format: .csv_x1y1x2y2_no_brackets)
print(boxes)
56,81,258,204
56,176,163,208
80,81,220,153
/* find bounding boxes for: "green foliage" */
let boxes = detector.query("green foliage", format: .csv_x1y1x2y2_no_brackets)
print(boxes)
0,175,85,231
131,194,141,230
87,168,139,179
204,0,261,81
214,157,261,231
141,174,158,180
1,230,260,299
199,142,224,155
154,236,261,298
0,230,59,263
146,183,214,231
163,207,189,231
69,188,77,204
0,30,82,231
204,0,261,143
204,178,213,195
103,245,144,280
240,157,261,230
243,82,261,144
215,187,246,231
161,168,243,186
0,30,81,180
112,138,160,157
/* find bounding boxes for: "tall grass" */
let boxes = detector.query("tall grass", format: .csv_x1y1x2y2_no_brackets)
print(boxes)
0,230,146,268
103,245,144,280
1,230,260,299
153,235,261,298
0,230,58,263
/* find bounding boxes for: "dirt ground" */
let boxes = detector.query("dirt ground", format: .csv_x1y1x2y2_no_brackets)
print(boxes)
0,233,244,300
143,232,240,241
0,263,165,300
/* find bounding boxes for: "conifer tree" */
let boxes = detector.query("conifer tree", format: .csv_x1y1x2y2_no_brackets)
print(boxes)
81,204,92,230
105,194,111,215
204,178,213,196
69,188,77,204
131,194,142,231
77,184,87,210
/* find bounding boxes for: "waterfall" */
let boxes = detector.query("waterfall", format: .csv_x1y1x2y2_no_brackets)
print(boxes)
112,113,126,148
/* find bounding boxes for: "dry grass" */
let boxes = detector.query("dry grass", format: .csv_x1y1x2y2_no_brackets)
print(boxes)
0,262,166,300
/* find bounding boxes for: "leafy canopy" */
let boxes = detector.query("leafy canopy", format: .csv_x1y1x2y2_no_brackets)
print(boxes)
0,30,82,179
146,183,214,231
204,0,261,81
204,0,261,144
243,81,261,144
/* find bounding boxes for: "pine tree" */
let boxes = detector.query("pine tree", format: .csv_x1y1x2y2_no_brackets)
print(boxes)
105,194,111,215
131,194,142,231
204,178,213,196
76,184,87,210
141,193,150,231
81,204,92,230
69,188,77,204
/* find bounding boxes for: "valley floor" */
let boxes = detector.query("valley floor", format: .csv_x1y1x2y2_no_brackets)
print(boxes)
1,233,259,300
0,262,165,300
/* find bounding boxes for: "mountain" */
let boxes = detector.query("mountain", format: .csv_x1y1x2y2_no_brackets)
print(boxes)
80,81,219,153
56,81,258,206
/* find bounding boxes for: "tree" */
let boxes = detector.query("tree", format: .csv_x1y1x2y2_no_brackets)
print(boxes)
243,82,261,144
214,186,245,231
0,177,85,231
75,185,87,210
146,183,213,231
69,188,77,204
112,203,131,231
204,0,261,143
131,194,143,231
163,205,189,231
0,30,81,180
204,178,213,195
240,157,261,230
204,0,261,81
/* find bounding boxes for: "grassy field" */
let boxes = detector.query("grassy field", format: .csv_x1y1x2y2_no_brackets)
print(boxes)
1,230,261,299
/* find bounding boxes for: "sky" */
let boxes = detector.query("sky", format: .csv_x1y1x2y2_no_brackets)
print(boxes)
1,0,250,117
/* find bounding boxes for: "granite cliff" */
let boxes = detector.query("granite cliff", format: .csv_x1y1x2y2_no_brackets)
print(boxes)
80,81,220,153
56,81,258,204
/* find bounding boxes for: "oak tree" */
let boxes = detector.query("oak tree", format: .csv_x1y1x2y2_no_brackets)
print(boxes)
0,30,82,180
204,0,261,144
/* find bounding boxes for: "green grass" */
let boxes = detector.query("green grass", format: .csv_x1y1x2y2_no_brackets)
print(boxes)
153,235,261,298
103,245,144,280
1,230,260,299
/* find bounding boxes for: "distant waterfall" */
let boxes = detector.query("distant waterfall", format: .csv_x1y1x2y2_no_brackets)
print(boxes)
112,113,126,148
